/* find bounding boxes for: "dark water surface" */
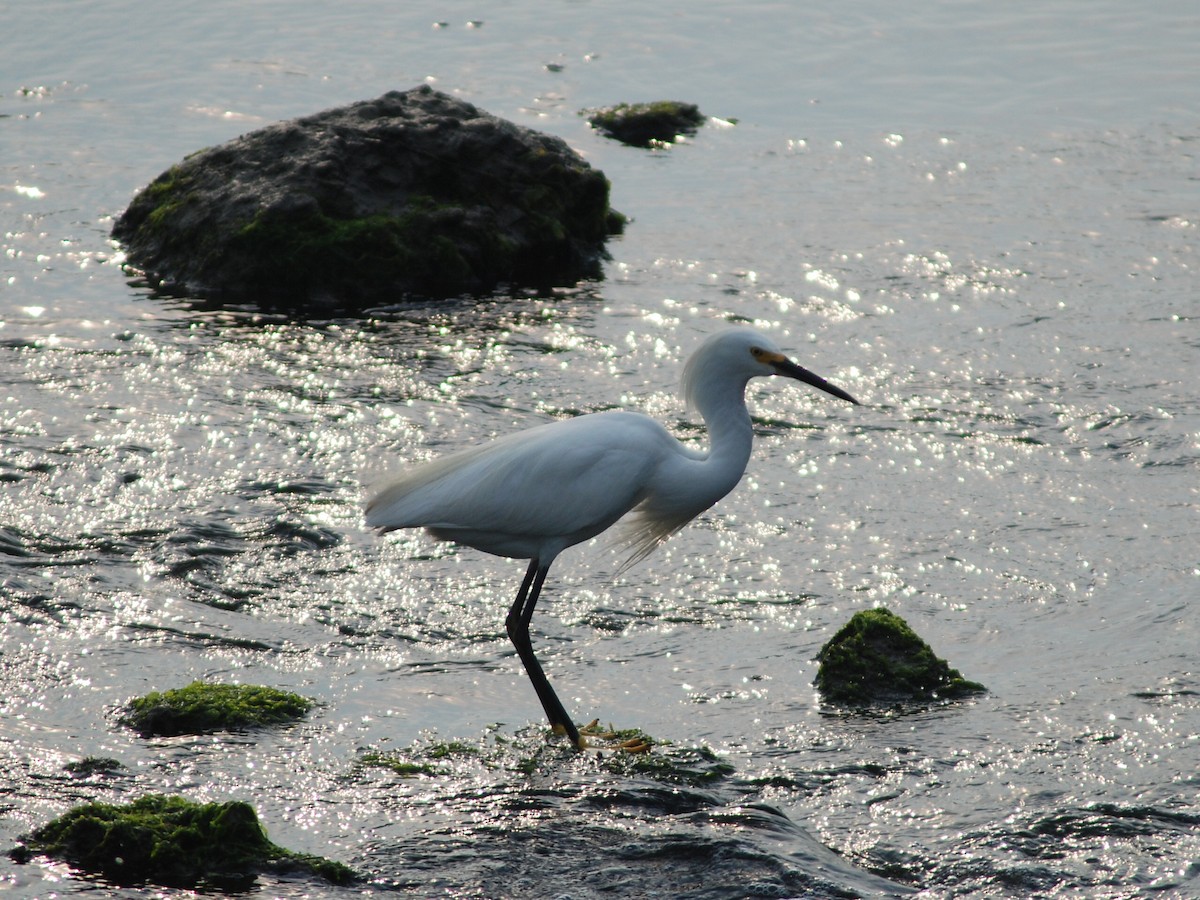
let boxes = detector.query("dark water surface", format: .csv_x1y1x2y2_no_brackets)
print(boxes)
3,1,1199,896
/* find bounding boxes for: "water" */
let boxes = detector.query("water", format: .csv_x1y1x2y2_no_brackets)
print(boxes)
3,1,1199,896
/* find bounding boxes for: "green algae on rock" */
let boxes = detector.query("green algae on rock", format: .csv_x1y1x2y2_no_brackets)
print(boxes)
599,742,735,787
356,740,481,778
354,726,727,787
815,608,986,706
585,100,706,147
120,681,312,737
9,794,354,888
112,86,625,310
63,757,126,778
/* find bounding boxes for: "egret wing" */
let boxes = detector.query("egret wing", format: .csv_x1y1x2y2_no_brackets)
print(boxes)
366,411,677,551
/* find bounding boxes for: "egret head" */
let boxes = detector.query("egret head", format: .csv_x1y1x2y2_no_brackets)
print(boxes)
682,328,859,408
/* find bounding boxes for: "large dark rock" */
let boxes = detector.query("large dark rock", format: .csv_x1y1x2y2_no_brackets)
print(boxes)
112,86,625,309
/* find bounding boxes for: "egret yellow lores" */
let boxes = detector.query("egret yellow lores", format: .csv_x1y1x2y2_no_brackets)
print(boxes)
366,328,859,749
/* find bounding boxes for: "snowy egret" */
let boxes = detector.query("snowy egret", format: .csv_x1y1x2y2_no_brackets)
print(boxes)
366,328,859,749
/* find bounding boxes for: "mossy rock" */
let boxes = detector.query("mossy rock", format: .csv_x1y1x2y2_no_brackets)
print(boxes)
63,757,126,777
120,681,312,737
585,100,706,147
814,608,986,706
9,795,354,888
112,86,625,310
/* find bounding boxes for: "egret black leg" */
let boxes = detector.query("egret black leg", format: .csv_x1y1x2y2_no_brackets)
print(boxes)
505,559,583,750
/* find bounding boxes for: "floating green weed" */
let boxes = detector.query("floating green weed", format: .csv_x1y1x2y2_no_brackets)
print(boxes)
599,743,735,787
425,740,480,760
353,724,733,791
355,738,482,778
357,753,442,778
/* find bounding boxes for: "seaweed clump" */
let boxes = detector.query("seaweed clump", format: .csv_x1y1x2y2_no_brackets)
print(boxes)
599,742,735,787
357,740,481,778
63,757,126,778
815,608,986,706
585,100,706,147
120,681,312,737
9,795,354,888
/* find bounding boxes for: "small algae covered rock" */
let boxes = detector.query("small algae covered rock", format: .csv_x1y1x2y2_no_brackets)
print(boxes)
9,794,354,888
815,608,986,706
585,100,706,147
113,85,625,309
120,681,312,737
63,757,126,778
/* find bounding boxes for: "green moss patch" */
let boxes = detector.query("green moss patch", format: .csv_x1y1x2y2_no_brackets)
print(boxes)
585,100,706,147
815,608,986,706
599,742,735,787
226,202,486,301
9,795,354,888
120,681,313,737
63,757,126,778
356,740,480,778
354,727,730,788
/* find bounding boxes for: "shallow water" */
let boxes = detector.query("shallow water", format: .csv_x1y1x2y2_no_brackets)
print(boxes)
3,1,1199,897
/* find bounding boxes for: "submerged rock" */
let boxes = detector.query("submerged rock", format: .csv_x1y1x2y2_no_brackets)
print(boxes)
119,681,312,737
585,100,706,147
9,795,354,888
63,757,126,778
112,86,625,309
814,608,986,706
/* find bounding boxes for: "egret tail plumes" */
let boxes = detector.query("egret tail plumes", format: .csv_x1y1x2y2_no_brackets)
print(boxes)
366,327,859,749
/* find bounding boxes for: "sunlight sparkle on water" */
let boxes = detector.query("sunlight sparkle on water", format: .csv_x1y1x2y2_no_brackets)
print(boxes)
1,4,1197,895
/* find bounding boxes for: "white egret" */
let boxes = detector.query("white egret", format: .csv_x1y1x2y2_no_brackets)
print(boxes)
366,328,859,749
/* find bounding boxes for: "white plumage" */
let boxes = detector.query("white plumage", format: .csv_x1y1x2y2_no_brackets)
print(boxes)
366,327,858,749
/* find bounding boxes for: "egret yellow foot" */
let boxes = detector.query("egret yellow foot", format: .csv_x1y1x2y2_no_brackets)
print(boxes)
549,720,588,751
578,719,653,753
